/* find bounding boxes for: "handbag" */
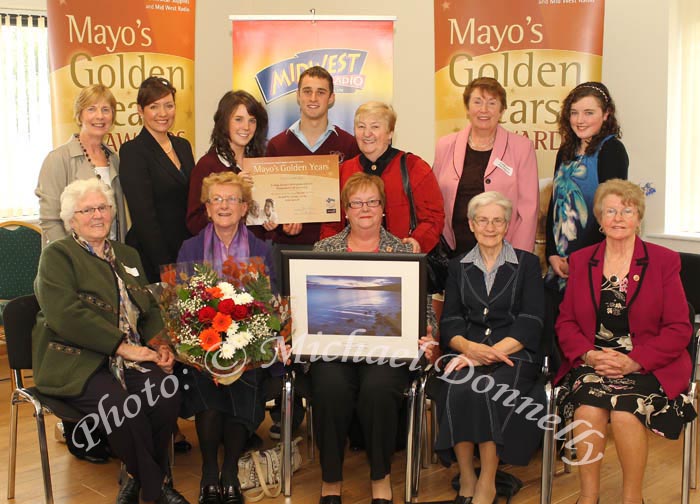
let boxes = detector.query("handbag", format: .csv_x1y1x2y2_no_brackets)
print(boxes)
399,153,453,293
238,436,303,502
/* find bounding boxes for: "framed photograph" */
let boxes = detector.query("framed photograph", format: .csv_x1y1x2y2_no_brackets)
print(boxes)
281,251,427,362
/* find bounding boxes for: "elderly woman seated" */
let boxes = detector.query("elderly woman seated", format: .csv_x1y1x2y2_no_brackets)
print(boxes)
311,172,435,504
554,179,696,504
434,191,544,504
32,178,188,504
177,171,274,504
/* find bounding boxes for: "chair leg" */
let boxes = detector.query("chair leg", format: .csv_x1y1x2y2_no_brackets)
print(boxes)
412,375,428,497
32,399,54,504
404,379,418,503
540,382,557,504
7,392,19,499
281,372,294,497
430,399,439,464
691,392,698,489
682,415,693,504
306,400,315,462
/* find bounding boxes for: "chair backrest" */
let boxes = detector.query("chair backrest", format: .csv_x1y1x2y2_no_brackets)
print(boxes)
0,221,42,299
680,252,700,319
688,303,700,383
3,294,40,371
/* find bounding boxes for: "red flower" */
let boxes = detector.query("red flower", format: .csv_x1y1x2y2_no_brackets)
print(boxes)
197,306,217,323
231,304,248,320
218,298,235,315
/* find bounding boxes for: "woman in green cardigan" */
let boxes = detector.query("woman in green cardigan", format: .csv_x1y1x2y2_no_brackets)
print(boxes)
32,178,189,504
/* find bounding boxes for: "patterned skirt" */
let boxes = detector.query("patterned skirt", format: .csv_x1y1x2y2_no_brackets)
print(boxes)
558,365,697,440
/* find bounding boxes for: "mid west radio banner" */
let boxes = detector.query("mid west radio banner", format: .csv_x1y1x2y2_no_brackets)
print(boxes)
231,16,394,138
47,0,196,150
434,0,605,176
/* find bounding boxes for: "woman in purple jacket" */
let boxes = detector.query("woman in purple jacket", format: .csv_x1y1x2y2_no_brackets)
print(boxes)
177,171,274,504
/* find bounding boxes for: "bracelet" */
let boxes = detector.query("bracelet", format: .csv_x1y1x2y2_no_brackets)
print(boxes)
582,351,590,365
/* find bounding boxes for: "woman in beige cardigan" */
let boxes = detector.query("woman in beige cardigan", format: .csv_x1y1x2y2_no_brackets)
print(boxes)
35,84,127,246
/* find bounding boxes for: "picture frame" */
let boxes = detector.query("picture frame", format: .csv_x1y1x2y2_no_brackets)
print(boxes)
281,251,427,363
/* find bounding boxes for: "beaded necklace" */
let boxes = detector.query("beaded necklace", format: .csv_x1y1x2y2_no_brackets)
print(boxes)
75,133,111,175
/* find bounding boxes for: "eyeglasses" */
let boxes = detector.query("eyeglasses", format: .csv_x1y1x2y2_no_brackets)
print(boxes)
347,199,382,209
208,196,245,206
74,205,112,216
603,207,637,219
473,217,507,228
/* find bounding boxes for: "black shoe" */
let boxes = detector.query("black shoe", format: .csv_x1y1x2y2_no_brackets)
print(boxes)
319,496,341,504
453,497,473,504
371,499,392,504
174,439,192,453
156,484,190,504
116,475,140,504
198,484,221,504
220,484,243,504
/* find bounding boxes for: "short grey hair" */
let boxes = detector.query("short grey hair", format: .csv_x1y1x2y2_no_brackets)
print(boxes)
467,191,513,222
59,178,116,232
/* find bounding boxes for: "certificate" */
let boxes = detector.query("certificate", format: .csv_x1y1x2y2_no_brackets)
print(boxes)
242,155,340,225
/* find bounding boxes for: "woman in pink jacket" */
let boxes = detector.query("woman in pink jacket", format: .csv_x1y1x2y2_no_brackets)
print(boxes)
433,77,539,255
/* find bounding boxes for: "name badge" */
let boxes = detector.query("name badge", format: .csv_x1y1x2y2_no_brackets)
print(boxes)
123,265,140,277
494,158,513,176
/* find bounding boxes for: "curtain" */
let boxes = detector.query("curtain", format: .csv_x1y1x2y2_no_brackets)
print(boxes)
0,13,50,219
672,0,700,233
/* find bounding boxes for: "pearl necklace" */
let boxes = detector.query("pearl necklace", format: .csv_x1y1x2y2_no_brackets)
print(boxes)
468,134,495,151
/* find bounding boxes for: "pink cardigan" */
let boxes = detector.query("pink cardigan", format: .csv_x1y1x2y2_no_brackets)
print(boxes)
432,124,539,252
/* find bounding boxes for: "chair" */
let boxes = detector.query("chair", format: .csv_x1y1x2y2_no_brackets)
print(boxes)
0,221,42,326
539,303,700,504
5,295,85,504
279,365,431,499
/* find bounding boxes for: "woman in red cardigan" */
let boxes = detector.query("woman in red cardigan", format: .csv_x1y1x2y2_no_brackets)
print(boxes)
319,101,444,255
555,179,696,504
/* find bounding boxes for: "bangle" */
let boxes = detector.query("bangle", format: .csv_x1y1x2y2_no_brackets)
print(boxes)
582,351,590,365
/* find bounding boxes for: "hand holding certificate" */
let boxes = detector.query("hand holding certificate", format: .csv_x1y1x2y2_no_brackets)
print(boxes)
243,155,341,225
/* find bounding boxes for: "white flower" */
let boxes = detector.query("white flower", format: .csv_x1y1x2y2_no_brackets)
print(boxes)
219,340,236,359
233,292,254,305
226,321,240,338
217,281,235,300
228,330,253,350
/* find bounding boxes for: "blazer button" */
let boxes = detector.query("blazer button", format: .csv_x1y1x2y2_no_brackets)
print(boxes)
485,178,491,184
485,328,492,336
483,307,489,315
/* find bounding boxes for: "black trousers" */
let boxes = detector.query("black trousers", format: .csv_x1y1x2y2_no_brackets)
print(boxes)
66,362,181,501
311,361,409,482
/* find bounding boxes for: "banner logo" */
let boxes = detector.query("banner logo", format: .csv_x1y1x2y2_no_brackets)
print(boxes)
255,49,368,103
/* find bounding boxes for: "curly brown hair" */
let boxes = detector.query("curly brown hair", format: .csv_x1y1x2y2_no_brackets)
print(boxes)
558,82,621,162
210,90,268,168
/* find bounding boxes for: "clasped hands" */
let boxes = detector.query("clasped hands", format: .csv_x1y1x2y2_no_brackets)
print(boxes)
116,342,176,374
444,341,514,374
584,347,641,378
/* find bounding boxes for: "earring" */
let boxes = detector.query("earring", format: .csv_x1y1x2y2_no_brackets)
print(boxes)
599,225,604,233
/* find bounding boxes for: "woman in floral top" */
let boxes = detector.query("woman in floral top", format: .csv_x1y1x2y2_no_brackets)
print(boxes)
545,82,628,295
555,179,696,504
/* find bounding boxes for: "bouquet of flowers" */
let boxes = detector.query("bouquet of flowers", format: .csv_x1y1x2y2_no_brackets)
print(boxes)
158,257,290,385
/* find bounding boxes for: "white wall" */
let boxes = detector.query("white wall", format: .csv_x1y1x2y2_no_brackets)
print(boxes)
5,0,697,252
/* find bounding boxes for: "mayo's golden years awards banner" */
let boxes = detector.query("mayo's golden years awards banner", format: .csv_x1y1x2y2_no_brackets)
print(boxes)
243,155,340,225
47,0,195,150
231,16,394,138
434,0,604,176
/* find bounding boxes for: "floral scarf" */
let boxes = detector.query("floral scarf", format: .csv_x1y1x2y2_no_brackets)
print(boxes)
72,232,146,388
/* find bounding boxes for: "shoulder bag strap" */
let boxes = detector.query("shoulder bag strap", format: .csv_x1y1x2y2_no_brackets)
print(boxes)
399,152,417,234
